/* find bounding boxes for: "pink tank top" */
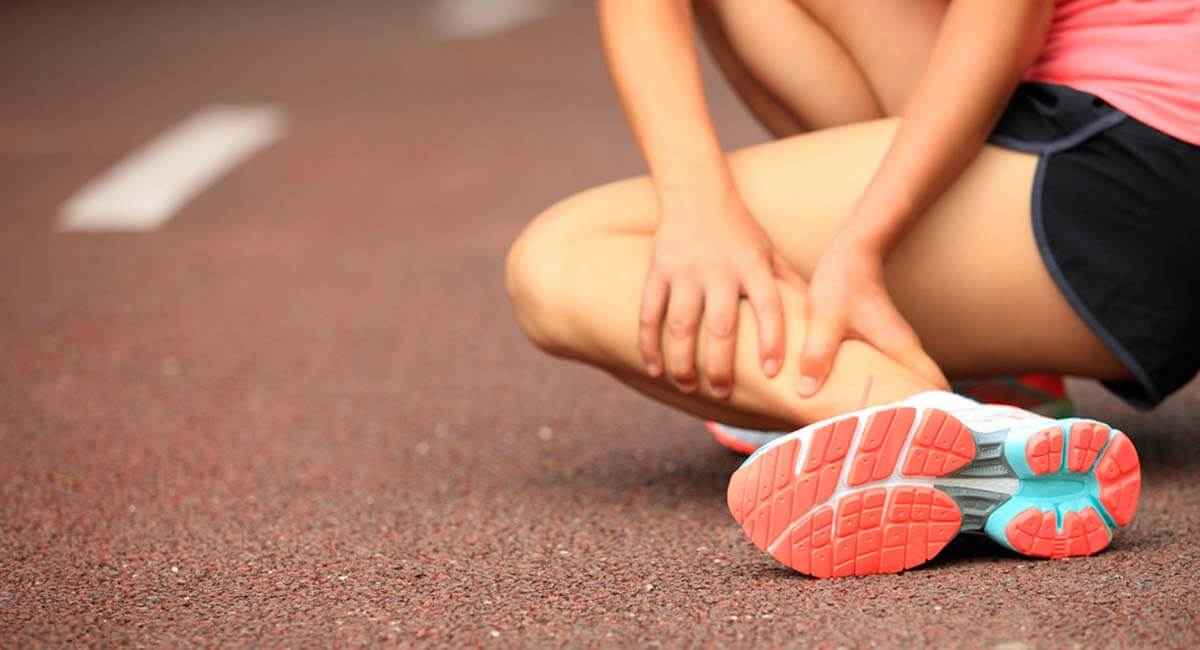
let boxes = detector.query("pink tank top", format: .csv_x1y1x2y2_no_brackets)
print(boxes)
1024,0,1200,146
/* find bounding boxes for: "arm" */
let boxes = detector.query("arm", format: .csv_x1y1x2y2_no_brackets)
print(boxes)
599,0,731,202
600,0,794,397
798,0,1053,394
844,0,1052,251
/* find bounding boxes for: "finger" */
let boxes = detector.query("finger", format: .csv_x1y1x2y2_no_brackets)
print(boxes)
744,268,784,378
701,279,739,399
798,291,845,397
663,281,704,392
638,272,670,377
861,299,950,389
771,251,806,287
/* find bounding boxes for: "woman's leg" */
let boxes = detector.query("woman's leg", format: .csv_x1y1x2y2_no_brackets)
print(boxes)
506,119,1129,428
697,0,1080,434
694,0,948,135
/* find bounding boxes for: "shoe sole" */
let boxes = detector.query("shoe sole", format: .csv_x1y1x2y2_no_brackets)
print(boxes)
706,421,783,456
725,406,1141,578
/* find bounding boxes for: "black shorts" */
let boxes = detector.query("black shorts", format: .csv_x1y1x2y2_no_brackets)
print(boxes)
988,82,1200,409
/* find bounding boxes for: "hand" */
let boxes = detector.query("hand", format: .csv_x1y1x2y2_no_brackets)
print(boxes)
798,233,947,396
640,189,799,398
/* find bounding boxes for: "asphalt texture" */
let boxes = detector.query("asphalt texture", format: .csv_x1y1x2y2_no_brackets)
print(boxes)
3,2,1199,647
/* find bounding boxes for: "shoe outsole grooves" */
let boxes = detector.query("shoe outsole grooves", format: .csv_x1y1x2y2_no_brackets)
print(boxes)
727,407,1142,578
1001,422,1141,557
1004,507,1110,558
1096,431,1140,526
727,407,972,578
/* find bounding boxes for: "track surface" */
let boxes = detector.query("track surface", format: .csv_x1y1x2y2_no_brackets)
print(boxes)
3,2,1200,647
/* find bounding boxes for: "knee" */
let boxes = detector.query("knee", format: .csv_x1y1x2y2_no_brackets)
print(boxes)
505,199,580,356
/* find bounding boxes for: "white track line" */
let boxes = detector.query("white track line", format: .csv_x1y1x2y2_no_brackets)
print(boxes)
59,104,286,232
427,0,557,39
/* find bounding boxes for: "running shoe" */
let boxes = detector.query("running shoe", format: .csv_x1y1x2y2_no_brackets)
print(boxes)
725,390,1140,578
708,373,1073,455
954,373,1075,419
705,421,788,456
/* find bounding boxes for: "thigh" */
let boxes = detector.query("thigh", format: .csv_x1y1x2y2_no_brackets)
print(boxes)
541,119,1127,381
800,0,949,114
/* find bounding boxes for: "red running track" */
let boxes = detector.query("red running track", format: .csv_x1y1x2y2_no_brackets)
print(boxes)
2,2,1199,646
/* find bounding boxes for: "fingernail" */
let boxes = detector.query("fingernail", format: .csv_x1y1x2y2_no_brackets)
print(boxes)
646,363,661,377
762,359,780,377
796,376,818,397
713,385,730,400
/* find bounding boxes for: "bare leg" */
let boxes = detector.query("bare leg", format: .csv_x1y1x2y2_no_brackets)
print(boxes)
506,120,1128,427
695,0,948,134
694,0,879,136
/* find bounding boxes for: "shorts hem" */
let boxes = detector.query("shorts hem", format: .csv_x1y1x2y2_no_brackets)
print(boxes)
1026,149,1164,409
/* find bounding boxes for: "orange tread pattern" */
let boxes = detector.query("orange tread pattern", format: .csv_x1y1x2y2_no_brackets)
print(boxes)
1068,421,1110,472
1096,431,1141,527
770,486,961,578
847,408,914,486
1005,507,1110,558
728,408,973,577
901,410,976,477
729,417,858,550
1026,427,1064,475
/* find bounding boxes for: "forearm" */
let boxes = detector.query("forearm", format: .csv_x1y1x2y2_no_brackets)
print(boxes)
598,0,733,203
845,0,1052,253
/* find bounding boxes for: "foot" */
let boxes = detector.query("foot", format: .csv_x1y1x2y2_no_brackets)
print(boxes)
725,391,1141,578
707,373,1073,455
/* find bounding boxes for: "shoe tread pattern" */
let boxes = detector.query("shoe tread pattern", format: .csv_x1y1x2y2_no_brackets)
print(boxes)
728,408,969,577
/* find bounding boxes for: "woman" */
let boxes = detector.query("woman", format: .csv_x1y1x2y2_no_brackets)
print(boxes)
505,0,1196,577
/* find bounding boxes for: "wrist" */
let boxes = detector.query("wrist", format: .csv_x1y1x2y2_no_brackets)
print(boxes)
835,219,892,259
653,147,734,191
656,171,740,216
841,193,917,257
